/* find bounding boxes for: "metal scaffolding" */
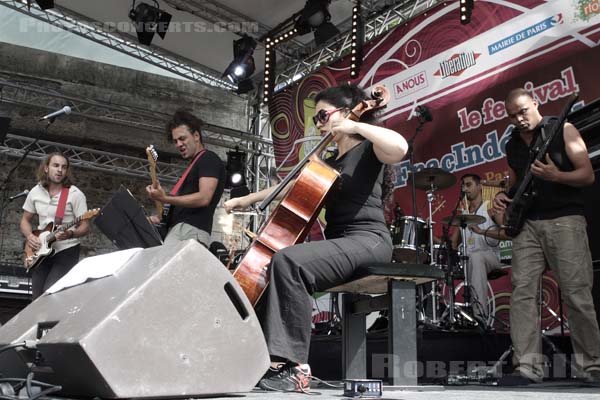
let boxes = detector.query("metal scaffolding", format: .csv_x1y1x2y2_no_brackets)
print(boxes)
0,76,274,157
0,76,275,189
274,0,445,91
0,133,184,183
0,0,235,90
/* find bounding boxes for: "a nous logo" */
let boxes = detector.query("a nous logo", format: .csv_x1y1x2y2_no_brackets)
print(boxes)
393,71,428,98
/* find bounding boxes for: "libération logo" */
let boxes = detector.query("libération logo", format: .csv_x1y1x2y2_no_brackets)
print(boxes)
434,52,481,79
575,0,600,21
488,13,563,55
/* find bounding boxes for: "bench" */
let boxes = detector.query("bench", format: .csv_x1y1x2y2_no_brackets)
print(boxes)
328,262,445,386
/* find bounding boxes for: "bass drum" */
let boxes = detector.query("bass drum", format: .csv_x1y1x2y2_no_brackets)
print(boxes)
391,216,429,263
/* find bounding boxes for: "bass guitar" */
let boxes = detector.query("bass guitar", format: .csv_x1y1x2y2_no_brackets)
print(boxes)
24,208,100,271
504,92,579,237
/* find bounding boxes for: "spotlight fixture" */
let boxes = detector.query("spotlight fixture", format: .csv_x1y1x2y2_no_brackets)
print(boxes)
349,1,364,79
226,150,250,198
128,0,172,46
223,35,257,94
459,0,474,25
26,0,54,10
294,0,340,46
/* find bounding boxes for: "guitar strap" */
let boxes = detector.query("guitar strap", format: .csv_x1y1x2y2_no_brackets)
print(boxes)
54,187,70,226
170,149,206,196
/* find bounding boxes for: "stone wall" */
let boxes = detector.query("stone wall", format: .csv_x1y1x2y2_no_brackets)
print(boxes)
0,42,251,266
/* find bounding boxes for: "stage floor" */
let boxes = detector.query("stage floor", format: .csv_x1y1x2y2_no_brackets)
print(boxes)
224,382,600,399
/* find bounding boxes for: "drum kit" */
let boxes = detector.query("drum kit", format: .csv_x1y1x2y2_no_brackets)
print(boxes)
390,167,489,330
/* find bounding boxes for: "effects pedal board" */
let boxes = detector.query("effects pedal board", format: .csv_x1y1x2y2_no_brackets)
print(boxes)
343,379,382,398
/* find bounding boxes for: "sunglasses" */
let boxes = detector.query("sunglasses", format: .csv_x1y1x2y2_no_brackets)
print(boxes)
312,108,344,126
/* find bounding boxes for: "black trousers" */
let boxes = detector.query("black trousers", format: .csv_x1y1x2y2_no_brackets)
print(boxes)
258,232,392,364
31,245,80,300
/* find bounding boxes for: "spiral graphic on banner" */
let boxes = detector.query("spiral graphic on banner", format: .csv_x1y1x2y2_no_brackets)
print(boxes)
269,71,337,172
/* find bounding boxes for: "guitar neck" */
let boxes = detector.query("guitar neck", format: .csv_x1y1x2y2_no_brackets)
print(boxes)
258,132,334,212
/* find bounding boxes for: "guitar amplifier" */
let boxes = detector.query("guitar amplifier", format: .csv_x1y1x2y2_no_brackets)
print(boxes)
0,264,31,299
570,98,600,164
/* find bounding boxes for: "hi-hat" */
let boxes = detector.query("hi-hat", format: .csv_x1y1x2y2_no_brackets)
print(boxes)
409,168,456,190
441,214,486,227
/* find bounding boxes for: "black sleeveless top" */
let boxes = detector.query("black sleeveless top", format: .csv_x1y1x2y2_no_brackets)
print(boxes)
323,140,391,241
506,116,584,220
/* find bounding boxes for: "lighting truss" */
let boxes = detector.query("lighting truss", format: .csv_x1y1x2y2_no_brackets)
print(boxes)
0,76,274,157
0,133,184,183
350,1,363,79
273,0,446,91
161,0,305,61
0,0,235,90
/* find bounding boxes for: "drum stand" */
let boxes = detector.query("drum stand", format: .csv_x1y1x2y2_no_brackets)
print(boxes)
425,187,440,324
438,220,480,330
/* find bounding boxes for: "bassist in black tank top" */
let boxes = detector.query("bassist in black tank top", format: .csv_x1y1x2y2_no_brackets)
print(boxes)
493,88,600,384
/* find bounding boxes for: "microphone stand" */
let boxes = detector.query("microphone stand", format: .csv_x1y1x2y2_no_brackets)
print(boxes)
443,195,462,328
407,113,432,324
407,116,428,264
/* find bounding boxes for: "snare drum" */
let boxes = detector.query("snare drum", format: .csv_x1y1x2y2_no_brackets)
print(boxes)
430,244,458,267
391,216,429,262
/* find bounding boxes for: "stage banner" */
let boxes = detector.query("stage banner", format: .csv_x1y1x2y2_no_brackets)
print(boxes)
269,0,599,323
270,0,599,224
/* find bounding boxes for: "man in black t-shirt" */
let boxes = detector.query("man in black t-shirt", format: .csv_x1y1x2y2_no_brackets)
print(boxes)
494,88,600,384
146,109,225,247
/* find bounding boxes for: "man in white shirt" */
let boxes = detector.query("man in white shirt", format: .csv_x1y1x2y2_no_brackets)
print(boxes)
452,173,507,324
20,153,90,299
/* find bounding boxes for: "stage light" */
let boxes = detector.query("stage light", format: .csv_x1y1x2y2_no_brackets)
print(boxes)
26,0,54,10
294,0,340,46
222,35,257,94
128,0,172,46
349,2,364,79
226,150,249,193
459,0,474,25
223,35,257,83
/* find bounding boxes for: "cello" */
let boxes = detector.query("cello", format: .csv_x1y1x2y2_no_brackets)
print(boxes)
233,86,391,306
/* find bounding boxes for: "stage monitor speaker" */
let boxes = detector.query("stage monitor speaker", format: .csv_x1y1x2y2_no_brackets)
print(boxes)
0,241,269,398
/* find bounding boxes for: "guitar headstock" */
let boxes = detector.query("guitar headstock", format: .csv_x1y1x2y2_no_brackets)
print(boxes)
82,208,101,220
146,145,158,165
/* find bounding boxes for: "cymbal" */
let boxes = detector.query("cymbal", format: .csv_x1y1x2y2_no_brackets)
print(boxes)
441,214,486,227
409,168,456,190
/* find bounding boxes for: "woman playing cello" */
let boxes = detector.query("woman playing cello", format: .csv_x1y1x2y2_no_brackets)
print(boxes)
224,83,408,392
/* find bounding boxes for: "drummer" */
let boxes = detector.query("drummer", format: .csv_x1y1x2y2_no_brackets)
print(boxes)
451,173,509,324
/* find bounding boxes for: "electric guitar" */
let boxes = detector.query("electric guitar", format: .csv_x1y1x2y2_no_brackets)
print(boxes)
145,145,169,237
24,208,100,271
504,92,579,237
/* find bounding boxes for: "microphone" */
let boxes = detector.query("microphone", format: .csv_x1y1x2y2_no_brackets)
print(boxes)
416,105,433,122
39,106,72,122
9,189,29,201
